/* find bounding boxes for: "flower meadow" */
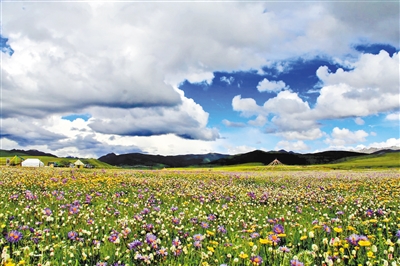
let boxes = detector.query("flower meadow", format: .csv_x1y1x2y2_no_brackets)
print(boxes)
0,167,399,266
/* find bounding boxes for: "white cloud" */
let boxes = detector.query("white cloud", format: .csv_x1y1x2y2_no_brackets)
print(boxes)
222,119,246,128
275,140,309,152
325,127,368,146
248,115,267,127
220,76,235,85
386,112,400,121
354,117,365,125
257,78,287,92
2,2,399,156
313,51,399,119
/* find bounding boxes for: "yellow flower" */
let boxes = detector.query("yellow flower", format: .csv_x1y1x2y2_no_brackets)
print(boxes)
239,253,248,259
206,230,215,236
369,219,378,223
358,240,371,247
207,246,215,253
334,227,343,233
209,240,218,246
17,261,25,266
259,238,271,245
300,235,307,241
248,242,254,247
367,251,375,258
278,233,286,237
347,225,356,231
382,218,390,223
4,259,15,266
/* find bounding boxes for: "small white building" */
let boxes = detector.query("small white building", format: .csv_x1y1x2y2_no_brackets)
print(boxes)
21,158,44,167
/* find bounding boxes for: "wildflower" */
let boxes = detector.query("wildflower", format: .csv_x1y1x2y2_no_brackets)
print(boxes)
334,227,343,233
279,246,290,253
217,225,227,234
5,230,23,243
194,241,202,249
69,205,79,215
43,208,52,216
239,252,248,259
300,235,307,241
67,231,78,240
366,209,374,217
172,217,180,225
108,233,119,243
128,240,142,250
193,234,204,241
172,238,181,247
358,240,371,247
201,222,209,229
396,230,400,239
273,224,285,234
259,238,271,245
250,232,260,239
157,247,168,257
290,259,304,266
347,234,360,246
250,255,263,265
323,225,331,233
268,234,280,244
146,233,157,245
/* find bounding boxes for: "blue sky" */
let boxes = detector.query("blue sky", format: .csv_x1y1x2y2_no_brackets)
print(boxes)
1,1,399,158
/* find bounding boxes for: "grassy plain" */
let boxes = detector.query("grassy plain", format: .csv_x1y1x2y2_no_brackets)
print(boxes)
0,166,398,265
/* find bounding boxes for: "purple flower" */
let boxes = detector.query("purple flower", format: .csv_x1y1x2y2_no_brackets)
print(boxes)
290,260,304,266
5,230,23,243
108,233,119,243
157,247,168,257
67,231,78,240
217,225,227,234
250,255,263,265
193,241,202,249
273,224,285,234
146,233,157,245
43,208,52,216
268,234,280,244
172,238,181,247
69,205,79,215
366,209,374,217
279,246,291,253
250,232,260,239
193,234,204,241
200,222,209,229
396,230,400,239
172,217,180,225
347,234,360,246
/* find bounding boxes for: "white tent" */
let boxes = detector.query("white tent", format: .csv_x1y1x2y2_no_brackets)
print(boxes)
21,158,44,167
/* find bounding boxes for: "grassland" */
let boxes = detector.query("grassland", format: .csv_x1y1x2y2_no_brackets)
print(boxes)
0,167,398,266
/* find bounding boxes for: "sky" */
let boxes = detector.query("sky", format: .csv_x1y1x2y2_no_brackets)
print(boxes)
1,0,399,158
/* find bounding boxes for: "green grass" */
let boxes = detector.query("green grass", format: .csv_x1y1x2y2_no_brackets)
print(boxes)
0,155,115,169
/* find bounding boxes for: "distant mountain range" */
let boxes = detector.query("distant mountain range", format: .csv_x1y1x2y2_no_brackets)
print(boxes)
1,147,399,168
98,152,229,168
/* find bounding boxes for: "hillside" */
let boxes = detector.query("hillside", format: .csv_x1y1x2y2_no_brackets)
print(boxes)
98,152,229,168
208,150,367,166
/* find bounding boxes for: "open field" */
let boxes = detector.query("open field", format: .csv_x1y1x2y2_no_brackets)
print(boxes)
0,167,399,266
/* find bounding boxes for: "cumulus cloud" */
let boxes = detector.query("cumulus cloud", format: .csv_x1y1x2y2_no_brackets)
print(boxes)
232,51,399,143
222,119,246,128
354,117,365,125
257,78,287,92
325,127,368,146
275,140,309,152
313,51,399,119
386,112,400,121
220,76,235,85
1,1,399,156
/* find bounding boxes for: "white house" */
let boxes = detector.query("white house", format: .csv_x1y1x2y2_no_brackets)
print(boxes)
21,158,44,167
